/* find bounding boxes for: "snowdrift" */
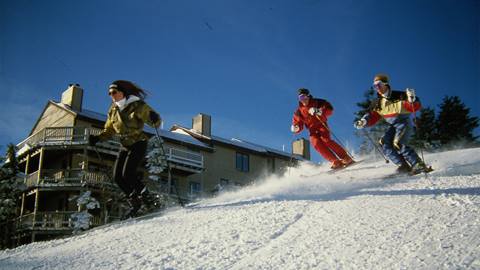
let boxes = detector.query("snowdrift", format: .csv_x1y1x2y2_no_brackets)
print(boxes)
1,148,480,269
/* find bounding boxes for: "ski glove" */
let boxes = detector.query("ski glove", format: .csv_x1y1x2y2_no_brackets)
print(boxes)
149,111,160,123
406,88,416,103
354,119,367,129
88,135,100,146
308,107,322,116
291,125,300,133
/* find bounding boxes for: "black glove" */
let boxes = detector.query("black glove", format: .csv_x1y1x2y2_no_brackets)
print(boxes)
88,135,100,146
149,111,160,123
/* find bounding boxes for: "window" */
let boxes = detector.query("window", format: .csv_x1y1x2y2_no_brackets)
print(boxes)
189,182,201,195
236,152,249,172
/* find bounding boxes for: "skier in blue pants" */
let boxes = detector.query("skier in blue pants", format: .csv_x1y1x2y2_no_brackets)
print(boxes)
354,74,429,174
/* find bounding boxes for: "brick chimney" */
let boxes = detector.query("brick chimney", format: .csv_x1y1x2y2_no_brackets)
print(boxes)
61,84,83,112
292,138,310,160
192,113,211,137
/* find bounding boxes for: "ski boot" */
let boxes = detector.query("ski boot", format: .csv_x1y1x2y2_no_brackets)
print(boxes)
396,161,411,174
410,161,432,175
341,156,355,167
331,160,345,170
122,193,142,220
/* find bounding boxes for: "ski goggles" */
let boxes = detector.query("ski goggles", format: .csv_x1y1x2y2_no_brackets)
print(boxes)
108,84,119,95
298,94,309,101
373,80,388,90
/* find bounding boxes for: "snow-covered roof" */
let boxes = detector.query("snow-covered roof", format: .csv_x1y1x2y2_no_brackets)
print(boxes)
212,136,292,159
170,125,293,159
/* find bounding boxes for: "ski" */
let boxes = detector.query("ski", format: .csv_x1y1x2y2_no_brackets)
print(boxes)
300,160,363,178
382,166,434,180
327,159,364,174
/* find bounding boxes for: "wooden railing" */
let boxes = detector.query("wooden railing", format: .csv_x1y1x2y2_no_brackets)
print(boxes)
165,147,204,171
16,127,121,153
24,169,113,188
17,212,74,230
16,211,105,230
17,126,204,173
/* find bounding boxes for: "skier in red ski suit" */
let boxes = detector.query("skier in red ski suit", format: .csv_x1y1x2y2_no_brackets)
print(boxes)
291,88,353,169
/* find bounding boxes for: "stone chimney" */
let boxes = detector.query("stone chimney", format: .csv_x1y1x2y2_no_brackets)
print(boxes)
192,113,211,137
292,138,310,160
61,84,83,111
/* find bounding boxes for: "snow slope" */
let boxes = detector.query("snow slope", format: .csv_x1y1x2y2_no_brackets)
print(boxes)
1,148,480,270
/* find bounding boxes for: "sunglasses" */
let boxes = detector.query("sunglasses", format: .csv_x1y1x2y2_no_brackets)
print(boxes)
298,94,309,101
108,90,118,96
373,80,387,90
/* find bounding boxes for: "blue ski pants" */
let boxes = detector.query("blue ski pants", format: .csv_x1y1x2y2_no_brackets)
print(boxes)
380,116,421,166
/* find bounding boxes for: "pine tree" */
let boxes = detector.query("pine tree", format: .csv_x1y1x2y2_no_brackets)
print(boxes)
436,96,479,146
70,191,100,233
354,87,388,155
0,144,25,249
410,107,439,149
146,136,168,182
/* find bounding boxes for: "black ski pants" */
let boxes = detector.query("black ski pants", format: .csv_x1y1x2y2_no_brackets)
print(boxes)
113,140,147,197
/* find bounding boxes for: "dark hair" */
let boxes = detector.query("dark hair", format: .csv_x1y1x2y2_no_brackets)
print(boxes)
110,80,148,99
298,88,310,96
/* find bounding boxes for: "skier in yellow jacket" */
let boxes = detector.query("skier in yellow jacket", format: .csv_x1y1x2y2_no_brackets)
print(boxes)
89,80,161,218
354,74,429,174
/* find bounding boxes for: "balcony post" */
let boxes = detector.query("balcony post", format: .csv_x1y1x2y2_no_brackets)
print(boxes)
37,148,44,185
20,154,31,216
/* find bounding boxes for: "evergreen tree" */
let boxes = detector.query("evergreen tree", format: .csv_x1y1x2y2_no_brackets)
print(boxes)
146,136,168,182
410,107,439,149
70,191,100,233
0,144,25,249
354,87,388,155
436,96,479,146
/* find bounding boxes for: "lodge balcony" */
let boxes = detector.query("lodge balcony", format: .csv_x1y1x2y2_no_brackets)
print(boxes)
15,211,105,232
23,169,115,191
16,127,205,174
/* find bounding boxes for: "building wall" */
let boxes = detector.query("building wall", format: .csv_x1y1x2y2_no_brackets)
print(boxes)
31,104,75,134
197,144,273,194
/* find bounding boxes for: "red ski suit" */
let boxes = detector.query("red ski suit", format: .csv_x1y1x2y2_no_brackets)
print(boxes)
292,98,349,162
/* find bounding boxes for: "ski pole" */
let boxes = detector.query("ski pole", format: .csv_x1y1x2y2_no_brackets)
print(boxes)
154,127,185,207
362,129,389,163
409,97,426,164
315,115,355,160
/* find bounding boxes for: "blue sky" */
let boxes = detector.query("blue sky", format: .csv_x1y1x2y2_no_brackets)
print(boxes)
0,0,479,162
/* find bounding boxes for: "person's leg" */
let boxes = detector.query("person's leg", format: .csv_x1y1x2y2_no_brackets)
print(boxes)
311,135,338,162
320,135,351,163
122,140,148,196
112,150,133,196
381,125,408,166
394,121,422,167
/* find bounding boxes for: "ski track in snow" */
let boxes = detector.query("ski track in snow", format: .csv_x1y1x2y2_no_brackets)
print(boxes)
1,148,480,269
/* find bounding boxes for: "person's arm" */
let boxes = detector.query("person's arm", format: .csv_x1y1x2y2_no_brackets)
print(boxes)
291,109,304,133
138,103,162,128
98,107,116,140
402,89,421,112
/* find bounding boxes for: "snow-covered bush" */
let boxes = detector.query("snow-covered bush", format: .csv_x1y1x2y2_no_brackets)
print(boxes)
70,191,100,232
146,136,168,181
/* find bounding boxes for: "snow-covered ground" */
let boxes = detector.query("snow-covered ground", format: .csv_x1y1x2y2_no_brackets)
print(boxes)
1,148,480,270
